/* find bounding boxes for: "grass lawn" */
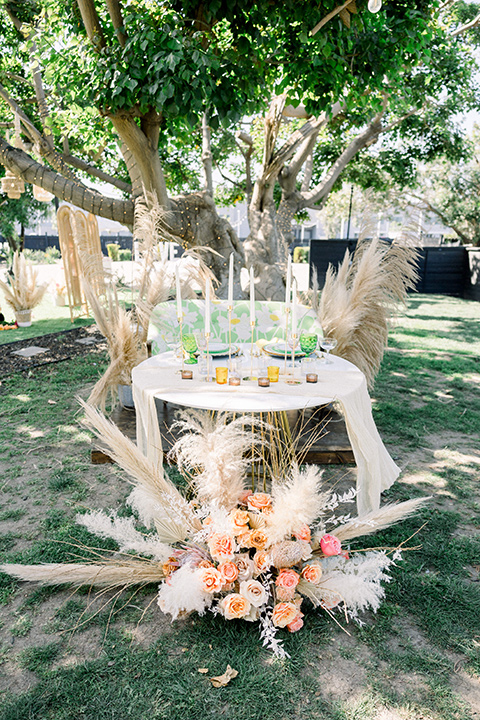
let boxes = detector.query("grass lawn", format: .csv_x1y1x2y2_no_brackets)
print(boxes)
0,294,478,720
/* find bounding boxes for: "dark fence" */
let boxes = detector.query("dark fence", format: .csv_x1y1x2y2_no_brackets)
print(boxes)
20,234,134,255
310,239,473,298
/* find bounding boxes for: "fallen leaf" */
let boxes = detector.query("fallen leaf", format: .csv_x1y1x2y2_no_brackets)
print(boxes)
198,668,209,674
47,400,57,405
210,665,238,688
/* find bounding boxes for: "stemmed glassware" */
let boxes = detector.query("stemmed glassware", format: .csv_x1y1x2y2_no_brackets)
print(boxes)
319,336,337,364
299,331,318,357
182,333,198,364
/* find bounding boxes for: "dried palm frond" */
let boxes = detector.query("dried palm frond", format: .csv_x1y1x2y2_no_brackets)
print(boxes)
319,226,418,388
267,465,328,544
0,559,164,588
169,410,258,510
333,497,427,543
80,400,198,535
0,252,47,312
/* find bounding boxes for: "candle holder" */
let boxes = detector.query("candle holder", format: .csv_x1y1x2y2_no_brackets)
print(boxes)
284,306,290,375
306,373,318,383
181,369,193,380
258,377,270,387
243,321,257,381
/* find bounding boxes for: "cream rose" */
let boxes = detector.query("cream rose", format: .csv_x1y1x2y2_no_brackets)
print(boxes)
221,593,251,619
235,553,254,580
301,563,323,584
239,579,268,607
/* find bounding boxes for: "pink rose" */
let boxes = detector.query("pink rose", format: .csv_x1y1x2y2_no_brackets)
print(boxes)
207,533,235,562
198,566,223,594
287,615,304,633
276,568,300,590
294,524,311,543
218,561,239,584
238,489,253,505
320,534,342,556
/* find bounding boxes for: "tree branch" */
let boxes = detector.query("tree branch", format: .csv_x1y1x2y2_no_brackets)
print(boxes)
0,137,133,224
310,0,355,36
76,0,107,51
106,0,127,47
405,191,471,243
201,111,213,195
452,11,480,36
61,153,132,193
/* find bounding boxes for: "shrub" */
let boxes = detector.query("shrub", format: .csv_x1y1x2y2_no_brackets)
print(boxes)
293,247,309,263
118,248,132,261
106,243,120,261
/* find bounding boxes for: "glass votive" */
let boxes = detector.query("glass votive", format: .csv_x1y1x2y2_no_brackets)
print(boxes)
258,377,270,387
181,369,193,380
301,357,316,376
306,373,318,383
229,375,241,386
267,365,280,383
215,366,228,384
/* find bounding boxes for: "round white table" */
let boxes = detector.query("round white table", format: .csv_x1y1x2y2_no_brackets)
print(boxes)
132,346,400,516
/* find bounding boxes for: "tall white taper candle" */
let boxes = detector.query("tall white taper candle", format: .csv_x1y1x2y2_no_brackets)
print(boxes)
205,282,211,335
249,266,255,324
285,254,292,309
175,265,182,320
228,252,234,309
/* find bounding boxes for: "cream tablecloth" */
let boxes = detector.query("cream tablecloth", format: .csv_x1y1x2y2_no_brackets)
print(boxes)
132,350,400,515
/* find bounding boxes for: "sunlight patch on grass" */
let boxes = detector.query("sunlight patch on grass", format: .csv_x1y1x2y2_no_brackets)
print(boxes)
16,425,45,439
13,395,31,403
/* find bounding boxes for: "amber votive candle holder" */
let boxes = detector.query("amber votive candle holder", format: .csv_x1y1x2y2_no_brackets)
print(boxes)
306,373,318,383
229,376,241,386
215,366,228,384
181,369,193,379
267,365,279,383
258,376,270,387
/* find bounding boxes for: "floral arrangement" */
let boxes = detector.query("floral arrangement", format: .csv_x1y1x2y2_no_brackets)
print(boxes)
1,404,425,657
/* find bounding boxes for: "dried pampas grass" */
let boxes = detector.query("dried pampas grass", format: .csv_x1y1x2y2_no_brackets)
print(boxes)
333,497,427,543
76,511,171,561
0,559,164,588
170,410,257,510
318,227,418,388
0,252,47,312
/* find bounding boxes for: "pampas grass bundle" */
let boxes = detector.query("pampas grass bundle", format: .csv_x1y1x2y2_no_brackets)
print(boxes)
318,230,418,388
0,252,47,312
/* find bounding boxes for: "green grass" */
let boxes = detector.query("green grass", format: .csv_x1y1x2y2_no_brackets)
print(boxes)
0,294,478,719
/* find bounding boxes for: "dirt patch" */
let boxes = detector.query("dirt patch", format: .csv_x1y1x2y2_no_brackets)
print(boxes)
0,326,106,378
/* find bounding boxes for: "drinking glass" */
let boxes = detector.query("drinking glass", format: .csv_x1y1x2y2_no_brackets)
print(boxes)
299,331,318,357
319,336,337,364
182,333,198,364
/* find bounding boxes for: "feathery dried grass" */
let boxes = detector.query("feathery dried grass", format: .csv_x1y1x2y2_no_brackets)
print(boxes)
169,410,257,510
333,497,427,543
319,226,418,388
0,252,47,312
0,559,164,588
80,400,198,535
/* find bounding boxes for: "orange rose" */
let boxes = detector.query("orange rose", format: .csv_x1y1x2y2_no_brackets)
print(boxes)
229,509,250,534
250,529,268,551
236,530,254,549
301,563,323,585
248,492,272,511
253,550,271,575
198,566,223,594
207,533,235,562
162,557,178,577
294,524,311,543
218,561,239,584
271,602,299,628
221,593,251,619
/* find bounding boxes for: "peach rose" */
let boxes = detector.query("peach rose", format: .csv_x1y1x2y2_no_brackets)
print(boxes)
248,492,272,511
229,509,250,534
198,559,214,569
162,557,178,577
276,586,295,602
239,579,268,607
261,505,274,516
287,615,304,633
320,534,342,556
218,561,239,584
250,529,268,551
271,602,299,628
253,550,271,575
207,533,235,562
238,489,254,505
221,593,251,619
294,524,311,543
236,530,254,549
198,566,223,594
301,563,323,585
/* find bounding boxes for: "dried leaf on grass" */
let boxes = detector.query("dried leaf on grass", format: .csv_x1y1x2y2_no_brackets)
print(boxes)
210,665,238,687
